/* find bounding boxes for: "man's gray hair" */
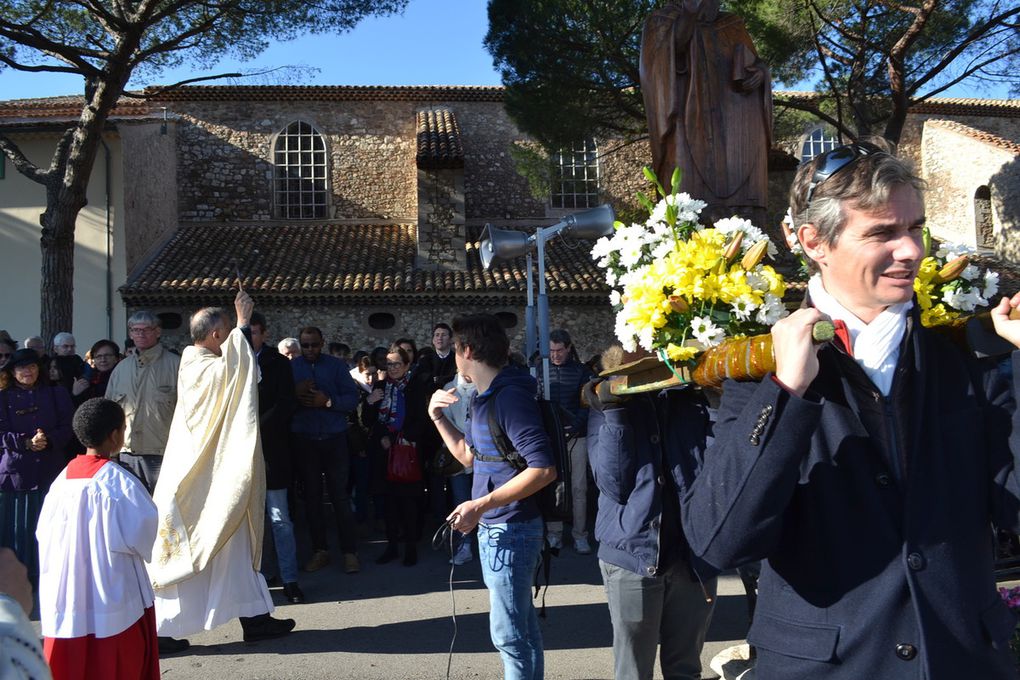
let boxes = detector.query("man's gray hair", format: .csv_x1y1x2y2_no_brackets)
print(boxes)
190,307,229,342
789,141,926,273
278,337,300,352
127,310,161,328
52,332,74,346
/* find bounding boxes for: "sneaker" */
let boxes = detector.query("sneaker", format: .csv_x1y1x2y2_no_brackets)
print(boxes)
450,542,473,565
241,614,296,643
547,534,563,550
282,582,305,604
304,549,330,572
158,636,191,655
574,537,593,555
343,552,360,574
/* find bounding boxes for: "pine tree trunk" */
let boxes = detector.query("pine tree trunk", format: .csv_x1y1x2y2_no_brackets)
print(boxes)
39,185,85,342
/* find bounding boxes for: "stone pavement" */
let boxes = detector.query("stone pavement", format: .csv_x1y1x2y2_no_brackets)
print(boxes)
156,533,752,680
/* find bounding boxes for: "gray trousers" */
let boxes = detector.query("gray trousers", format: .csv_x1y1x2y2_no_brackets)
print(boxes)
600,558,717,680
118,452,163,494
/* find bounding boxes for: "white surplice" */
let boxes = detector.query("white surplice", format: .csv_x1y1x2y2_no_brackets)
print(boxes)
147,327,272,636
37,459,156,639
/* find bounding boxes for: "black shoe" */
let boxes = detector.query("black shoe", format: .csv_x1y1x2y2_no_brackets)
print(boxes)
158,636,191,655
264,575,283,588
282,582,305,604
402,543,418,567
375,544,399,564
240,614,296,643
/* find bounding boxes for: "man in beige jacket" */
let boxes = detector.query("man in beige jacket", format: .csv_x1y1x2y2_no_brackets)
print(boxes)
105,311,180,493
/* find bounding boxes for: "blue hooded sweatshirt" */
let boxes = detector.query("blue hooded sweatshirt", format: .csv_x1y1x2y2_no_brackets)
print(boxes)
467,365,553,524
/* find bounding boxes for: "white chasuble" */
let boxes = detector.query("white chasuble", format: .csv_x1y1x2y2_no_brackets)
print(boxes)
147,327,272,635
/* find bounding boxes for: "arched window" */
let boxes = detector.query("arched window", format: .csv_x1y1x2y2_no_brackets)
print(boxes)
273,121,328,219
800,126,840,162
551,139,600,209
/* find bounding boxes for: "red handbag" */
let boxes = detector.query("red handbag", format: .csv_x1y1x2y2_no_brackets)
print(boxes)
387,434,422,483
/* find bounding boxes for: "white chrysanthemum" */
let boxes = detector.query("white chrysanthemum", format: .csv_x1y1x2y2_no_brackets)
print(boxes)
731,295,759,322
983,271,1000,300
591,236,614,260
609,289,622,306
756,294,788,325
935,242,975,260
647,193,707,227
619,242,645,269
605,270,618,287
690,316,725,347
651,239,675,260
638,326,656,351
745,271,767,291
710,216,778,257
943,286,982,312
960,264,980,282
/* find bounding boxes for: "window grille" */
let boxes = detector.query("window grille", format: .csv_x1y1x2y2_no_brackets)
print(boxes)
551,140,600,209
800,127,840,162
273,121,328,219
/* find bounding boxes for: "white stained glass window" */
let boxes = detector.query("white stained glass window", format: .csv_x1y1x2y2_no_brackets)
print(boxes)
800,126,841,162
274,121,328,219
551,139,600,209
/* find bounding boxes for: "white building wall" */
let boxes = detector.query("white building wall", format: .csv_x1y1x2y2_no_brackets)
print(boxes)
0,132,127,350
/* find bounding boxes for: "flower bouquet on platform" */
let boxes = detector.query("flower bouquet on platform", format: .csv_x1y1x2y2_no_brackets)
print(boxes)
591,168,789,394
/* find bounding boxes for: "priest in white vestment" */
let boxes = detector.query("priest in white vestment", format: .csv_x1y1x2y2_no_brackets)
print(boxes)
147,291,295,643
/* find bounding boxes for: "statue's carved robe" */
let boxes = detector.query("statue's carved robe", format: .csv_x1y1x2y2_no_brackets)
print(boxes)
641,0,773,223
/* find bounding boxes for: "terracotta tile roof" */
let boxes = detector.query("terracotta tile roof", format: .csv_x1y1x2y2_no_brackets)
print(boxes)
121,223,609,306
142,85,506,103
0,94,153,121
774,90,1020,118
416,109,464,169
925,119,1020,155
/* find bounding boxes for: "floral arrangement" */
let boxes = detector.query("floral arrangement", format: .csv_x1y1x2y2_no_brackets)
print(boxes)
591,168,787,366
997,585,1020,667
914,231,999,327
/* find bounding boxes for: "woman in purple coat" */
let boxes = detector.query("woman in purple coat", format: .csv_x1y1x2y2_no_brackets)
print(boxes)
0,348,74,582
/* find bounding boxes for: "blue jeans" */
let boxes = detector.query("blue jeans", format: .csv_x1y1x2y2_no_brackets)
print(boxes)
266,488,299,583
478,517,545,680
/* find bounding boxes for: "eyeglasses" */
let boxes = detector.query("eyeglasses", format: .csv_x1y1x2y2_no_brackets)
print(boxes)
805,141,884,207
300,342,321,349
129,327,157,335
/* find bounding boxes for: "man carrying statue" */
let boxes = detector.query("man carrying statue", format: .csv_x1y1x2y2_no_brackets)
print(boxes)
147,290,295,643
678,141,1020,678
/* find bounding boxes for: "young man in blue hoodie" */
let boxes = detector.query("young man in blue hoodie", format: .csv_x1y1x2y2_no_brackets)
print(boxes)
428,314,556,680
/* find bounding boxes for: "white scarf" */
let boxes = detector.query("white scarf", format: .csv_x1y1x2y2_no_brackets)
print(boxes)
807,275,912,396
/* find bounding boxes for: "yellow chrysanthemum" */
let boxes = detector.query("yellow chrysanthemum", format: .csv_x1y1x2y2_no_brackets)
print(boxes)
665,343,699,362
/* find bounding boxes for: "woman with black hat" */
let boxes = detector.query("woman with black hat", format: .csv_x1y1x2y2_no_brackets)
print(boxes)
0,348,74,583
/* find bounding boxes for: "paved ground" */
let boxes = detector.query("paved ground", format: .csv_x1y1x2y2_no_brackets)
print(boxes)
149,532,752,680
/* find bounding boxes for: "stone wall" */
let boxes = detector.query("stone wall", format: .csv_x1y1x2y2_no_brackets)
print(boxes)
921,120,1020,262
598,139,650,224
416,167,466,270
144,301,617,362
171,100,418,222
456,102,548,221
119,122,178,272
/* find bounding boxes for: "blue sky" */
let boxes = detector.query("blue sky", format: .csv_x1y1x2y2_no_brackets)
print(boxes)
0,0,1012,101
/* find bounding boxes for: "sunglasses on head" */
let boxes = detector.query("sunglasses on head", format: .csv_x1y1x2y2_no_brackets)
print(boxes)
805,141,884,207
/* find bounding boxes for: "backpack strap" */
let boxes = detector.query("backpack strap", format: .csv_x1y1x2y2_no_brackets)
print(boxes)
468,384,528,472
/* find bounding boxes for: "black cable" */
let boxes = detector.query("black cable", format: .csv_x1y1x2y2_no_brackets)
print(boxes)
432,518,459,680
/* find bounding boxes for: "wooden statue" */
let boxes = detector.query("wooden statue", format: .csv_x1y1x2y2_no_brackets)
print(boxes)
640,0,773,226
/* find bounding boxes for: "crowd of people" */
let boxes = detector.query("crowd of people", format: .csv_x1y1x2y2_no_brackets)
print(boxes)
3,141,1020,680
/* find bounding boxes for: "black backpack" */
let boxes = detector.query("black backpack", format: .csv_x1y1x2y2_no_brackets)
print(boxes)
472,384,573,524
